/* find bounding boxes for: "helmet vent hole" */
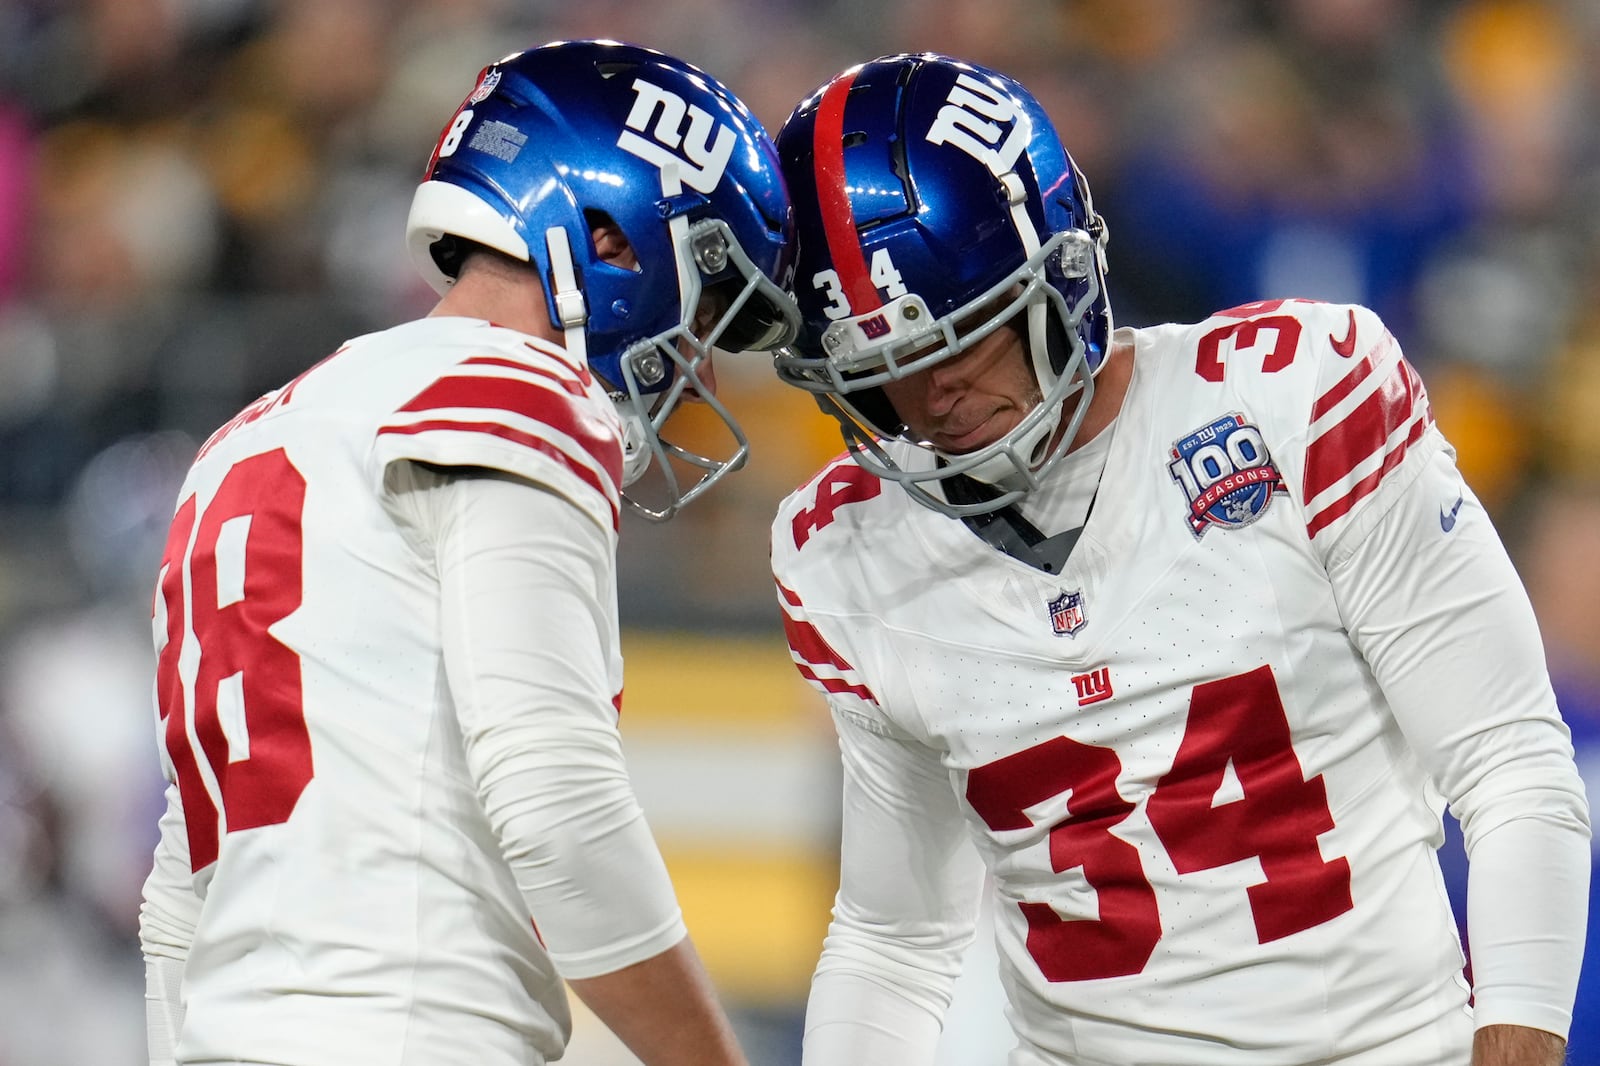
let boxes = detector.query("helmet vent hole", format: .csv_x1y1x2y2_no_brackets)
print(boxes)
594,60,641,79
585,210,641,272
843,131,868,149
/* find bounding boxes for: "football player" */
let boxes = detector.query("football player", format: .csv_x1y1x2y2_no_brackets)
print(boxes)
138,40,796,1066
770,53,1589,1066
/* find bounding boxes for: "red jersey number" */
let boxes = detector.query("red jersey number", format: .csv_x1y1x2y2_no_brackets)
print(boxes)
966,735,1162,981
1147,665,1352,943
965,665,1351,981
792,462,882,550
154,448,314,871
1196,313,1303,382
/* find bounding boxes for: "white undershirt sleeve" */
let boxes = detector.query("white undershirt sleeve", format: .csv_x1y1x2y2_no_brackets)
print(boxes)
390,461,686,978
138,777,199,1066
1326,437,1591,1037
144,953,186,1066
802,701,987,1066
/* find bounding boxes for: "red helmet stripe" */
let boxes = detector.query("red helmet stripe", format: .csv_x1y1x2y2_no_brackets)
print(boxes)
813,70,882,315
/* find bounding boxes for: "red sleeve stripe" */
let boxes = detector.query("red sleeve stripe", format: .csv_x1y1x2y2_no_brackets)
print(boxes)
813,70,882,315
794,660,881,702
460,357,588,399
1309,332,1394,422
1302,356,1427,502
379,419,620,530
394,375,623,487
1304,412,1430,538
780,608,855,676
775,581,879,704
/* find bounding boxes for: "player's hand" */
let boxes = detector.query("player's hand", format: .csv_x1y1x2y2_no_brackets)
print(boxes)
1471,1024,1566,1066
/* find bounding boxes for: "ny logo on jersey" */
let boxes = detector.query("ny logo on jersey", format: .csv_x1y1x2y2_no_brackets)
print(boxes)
1071,666,1113,707
925,73,1033,176
1047,589,1087,637
617,78,735,194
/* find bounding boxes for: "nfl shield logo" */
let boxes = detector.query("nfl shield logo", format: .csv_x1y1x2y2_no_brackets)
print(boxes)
1048,590,1086,638
469,69,503,104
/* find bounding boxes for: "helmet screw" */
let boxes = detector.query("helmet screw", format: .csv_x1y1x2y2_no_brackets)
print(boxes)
902,304,921,321
692,230,730,274
823,331,845,355
612,299,630,318
635,350,667,387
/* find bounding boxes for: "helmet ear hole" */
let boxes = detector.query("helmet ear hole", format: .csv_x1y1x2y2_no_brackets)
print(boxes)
430,234,470,282
585,210,640,272
1043,306,1073,378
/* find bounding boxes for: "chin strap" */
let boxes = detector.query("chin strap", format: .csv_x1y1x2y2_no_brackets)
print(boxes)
544,226,587,361
546,224,652,487
941,473,1092,576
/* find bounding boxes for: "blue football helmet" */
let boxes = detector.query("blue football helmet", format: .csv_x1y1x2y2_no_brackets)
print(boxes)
775,53,1111,517
407,39,799,520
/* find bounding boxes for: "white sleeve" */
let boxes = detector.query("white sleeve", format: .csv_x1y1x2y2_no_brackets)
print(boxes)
389,461,686,978
139,778,199,1066
803,701,987,1066
1327,435,1591,1038
144,954,185,1066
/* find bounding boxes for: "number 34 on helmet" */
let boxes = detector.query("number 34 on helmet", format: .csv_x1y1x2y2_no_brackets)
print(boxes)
775,53,1113,518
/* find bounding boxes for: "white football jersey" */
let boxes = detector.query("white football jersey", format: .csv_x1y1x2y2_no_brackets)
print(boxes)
775,300,1582,1065
145,317,626,1064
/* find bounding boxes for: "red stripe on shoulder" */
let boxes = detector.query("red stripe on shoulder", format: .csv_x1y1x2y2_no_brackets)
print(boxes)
524,341,593,386
379,419,619,531
1305,413,1430,538
459,357,588,398
1310,341,1386,422
1303,356,1426,502
395,374,622,487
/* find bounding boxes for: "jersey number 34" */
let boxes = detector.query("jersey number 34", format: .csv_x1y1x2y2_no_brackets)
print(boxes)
966,665,1353,981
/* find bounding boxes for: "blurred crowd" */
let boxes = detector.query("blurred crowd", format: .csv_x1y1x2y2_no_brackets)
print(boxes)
0,1,1597,1063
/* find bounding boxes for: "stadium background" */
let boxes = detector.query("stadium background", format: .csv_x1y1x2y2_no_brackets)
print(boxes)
0,0,1597,1062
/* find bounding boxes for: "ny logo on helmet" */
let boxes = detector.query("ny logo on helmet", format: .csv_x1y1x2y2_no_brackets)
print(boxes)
617,78,735,195
925,73,1033,177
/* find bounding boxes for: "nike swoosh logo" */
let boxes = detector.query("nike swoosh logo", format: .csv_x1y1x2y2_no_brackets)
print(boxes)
1330,309,1358,358
1440,494,1465,532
